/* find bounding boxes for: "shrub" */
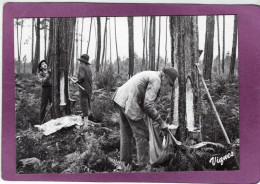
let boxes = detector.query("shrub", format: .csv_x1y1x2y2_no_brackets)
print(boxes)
95,65,117,91
91,98,115,122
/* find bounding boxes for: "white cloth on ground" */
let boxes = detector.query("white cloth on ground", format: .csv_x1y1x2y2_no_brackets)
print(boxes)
34,115,83,136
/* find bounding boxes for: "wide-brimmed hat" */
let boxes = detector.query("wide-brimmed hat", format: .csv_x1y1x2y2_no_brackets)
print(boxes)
162,67,178,85
38,60,47,71
78,54,90,65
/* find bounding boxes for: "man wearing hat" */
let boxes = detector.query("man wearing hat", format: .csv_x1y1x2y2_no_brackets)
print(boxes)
37,60,52,124
112,67,178,169
74,54,93,124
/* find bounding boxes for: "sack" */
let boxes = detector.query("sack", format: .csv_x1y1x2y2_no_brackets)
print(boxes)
147,117,177,165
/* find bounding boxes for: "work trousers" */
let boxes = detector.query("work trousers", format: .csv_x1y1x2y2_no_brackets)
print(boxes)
118,106,149,167
40,87,52,123
79,91,91,117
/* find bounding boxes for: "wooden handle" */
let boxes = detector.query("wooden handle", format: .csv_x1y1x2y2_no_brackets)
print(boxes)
196,64,231,145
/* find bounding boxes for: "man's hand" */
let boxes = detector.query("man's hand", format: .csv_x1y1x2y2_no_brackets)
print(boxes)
160,121,168,129
160,121,168,137
70,76,78,84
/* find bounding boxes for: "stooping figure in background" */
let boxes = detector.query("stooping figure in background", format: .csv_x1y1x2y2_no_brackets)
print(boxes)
112,67,178,169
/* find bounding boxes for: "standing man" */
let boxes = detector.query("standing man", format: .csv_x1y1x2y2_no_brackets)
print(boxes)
38,60,52,124
75,54,93,124
112,67,178,169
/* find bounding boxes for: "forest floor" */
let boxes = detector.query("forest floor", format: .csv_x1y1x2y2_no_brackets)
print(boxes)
15,73,240,174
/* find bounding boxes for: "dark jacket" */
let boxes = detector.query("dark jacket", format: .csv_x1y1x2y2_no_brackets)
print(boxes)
38,70,51,87
77,63,92,97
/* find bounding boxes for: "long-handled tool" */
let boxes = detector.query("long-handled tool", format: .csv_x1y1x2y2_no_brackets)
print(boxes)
195,63,231,144
195,63,240,168
69,77,85,91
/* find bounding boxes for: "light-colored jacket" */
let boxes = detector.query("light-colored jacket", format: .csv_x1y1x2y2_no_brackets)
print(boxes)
112,71,163,124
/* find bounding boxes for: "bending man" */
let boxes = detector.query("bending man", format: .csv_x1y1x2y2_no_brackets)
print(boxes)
112,68,178,169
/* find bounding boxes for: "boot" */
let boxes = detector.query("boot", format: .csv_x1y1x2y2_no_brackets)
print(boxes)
82,116,90,129
75,116,84,129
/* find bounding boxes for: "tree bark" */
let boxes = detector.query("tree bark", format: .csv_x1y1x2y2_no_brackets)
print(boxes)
109,18,112,64
222,15,225,73
19,19,23,74
169,16,177,124
165,16,168,67
177,17,187,142
191,16,201,136
217,15,221,74
101,17,108,73
16,19,20,74
50,18,76,118
44,18,47,60
203,16,215,81
141,17,147,71
70,25,76,76
156,16,161,71
16,19,22,74
145,17,149,70
128,17,134,78
32,18,40,75
229,15,238,79
80,18,84,56
86,18,93,54
96,17,102,73
31,18,35,72
149,16,156,71
75,19,79,75
47,18,53,66
114,17,120,74
104,24,108,71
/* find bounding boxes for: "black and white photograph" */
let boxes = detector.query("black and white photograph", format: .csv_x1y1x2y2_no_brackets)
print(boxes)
15,15,239,174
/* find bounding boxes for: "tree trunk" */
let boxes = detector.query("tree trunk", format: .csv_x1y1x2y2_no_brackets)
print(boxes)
222,15,225,73
80,18,84,56
86,18,93,54
16,19,20,74
169,16,178,124
170,16,200,141
229,15,238,79
177,17,187,142
49,18,76,118
128,17,134,78
217,15,221,74
149,16,156,71
70,25,75,76
141,17,147,71
96,17,102,73
109,18,112,64
203,16,215,81
114,17,120,74
75,19,79,75
145,17,149,70
156,16,161,71
191,16,201,139
31,18,35,73
32,18,40,75
101,17,108,73
94,18,97,60
19,20,23,74
47,19,53,66
165,16,168,67
44,19,47,60
104,25,108,71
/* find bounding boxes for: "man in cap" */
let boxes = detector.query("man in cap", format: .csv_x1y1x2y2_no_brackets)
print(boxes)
74,54,93,124
37,60,52,124
112,67,178,169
